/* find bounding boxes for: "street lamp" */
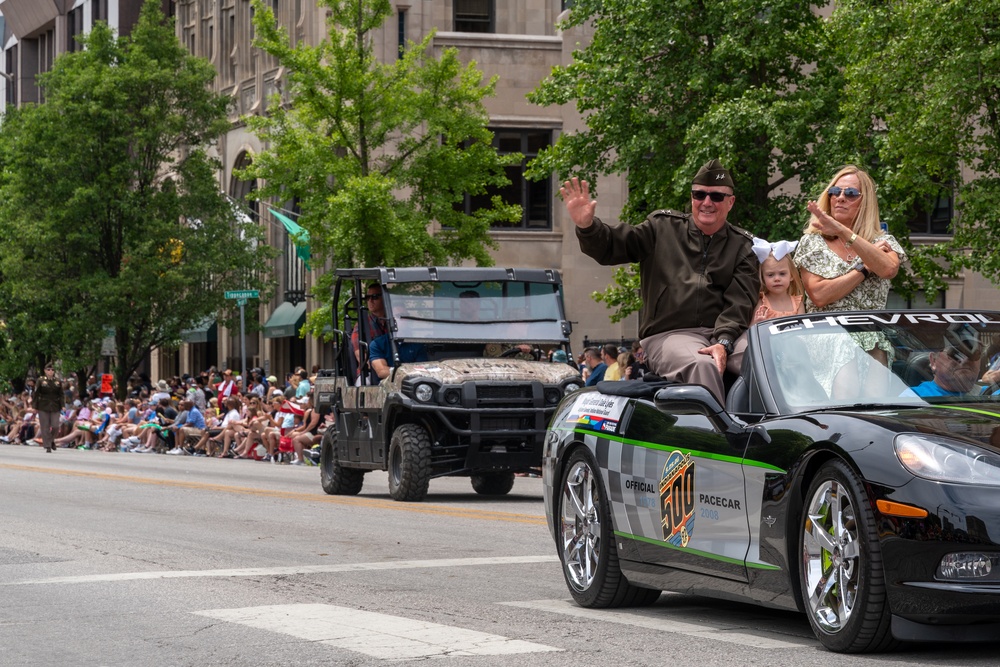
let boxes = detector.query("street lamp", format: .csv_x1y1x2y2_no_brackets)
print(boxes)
0,71,13,82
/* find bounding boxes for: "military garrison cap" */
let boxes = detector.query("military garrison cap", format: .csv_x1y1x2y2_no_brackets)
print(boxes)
692,159,734,188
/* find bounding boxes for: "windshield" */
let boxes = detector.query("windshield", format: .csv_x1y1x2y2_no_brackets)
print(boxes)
384,280,567,343
757,311,1000,413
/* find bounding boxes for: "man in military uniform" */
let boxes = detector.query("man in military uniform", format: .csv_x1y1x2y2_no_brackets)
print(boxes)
35,364,65,453
560,159,759,402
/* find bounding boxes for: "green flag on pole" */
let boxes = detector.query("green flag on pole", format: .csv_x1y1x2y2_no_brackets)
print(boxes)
270,208,311,270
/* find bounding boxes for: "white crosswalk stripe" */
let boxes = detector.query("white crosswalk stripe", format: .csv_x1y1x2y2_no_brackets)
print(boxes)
503,599,815,649
194,603,563,660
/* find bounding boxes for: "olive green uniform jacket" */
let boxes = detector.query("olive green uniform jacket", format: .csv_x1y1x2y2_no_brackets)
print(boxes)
35,376,65,413
576,210,760,344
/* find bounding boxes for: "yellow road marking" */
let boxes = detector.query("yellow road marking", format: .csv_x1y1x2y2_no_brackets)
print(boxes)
0,463,546,525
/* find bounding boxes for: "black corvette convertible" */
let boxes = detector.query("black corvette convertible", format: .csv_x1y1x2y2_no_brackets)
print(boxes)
543,310,1000,652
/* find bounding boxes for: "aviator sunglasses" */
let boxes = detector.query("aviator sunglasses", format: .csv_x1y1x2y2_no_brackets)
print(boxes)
691,190,734,203
827,186,863,200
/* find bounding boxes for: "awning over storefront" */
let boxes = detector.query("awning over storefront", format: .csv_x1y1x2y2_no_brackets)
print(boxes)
263,301,307,339
181,319,218,344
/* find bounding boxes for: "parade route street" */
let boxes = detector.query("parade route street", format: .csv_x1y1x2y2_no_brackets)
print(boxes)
3,445,1000,666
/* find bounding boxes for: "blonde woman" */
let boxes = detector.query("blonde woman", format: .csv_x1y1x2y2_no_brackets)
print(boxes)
794,165,903,312
793,165,905,398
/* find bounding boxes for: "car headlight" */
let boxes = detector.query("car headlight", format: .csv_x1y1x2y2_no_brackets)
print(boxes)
894,434,1000,486
564,382,581,393
544,388,562,405
414,383,434,403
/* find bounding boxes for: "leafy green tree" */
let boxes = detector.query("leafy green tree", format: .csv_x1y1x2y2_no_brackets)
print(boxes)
242,0,521,333
831,0,1000,300
527,0,842,320
0,0,274,397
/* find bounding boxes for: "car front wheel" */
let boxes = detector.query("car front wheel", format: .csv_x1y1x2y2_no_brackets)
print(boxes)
799,459,897,652
387,423,432,502
558,448,660,608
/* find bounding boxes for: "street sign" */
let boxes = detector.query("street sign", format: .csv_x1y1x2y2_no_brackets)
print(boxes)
224,289,258,392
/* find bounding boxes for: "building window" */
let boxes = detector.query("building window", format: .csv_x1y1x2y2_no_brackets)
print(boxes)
202,19,215,62
887,290,946,309
454,0,493,33
906,188,953,235
5,47,16,107
68,7,84,52
460,129,553,230
397,8,406,59
92,0,107,24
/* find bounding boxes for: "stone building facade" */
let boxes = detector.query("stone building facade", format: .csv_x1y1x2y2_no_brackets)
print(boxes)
166,0,638,382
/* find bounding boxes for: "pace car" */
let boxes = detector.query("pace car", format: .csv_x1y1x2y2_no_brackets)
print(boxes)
543,310,1000,653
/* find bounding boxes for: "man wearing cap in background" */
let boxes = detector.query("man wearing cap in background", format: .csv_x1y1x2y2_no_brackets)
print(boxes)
560,159,759,402
911,324,993,397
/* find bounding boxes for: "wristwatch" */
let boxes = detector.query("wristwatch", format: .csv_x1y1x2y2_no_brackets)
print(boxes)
717,338,734,355
852,259,870,279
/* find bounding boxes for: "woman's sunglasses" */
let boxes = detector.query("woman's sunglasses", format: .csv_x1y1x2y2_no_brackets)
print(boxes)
827,186,863,200
691,190,733,203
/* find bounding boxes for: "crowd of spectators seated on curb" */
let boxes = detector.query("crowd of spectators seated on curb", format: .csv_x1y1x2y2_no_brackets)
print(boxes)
0,366,327,466
576,340,649,385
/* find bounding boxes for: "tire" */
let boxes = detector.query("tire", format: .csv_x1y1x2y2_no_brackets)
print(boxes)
320,429,364,496
799,460,898,653
470,472,516,496
387,423,432,502
557,449,661,608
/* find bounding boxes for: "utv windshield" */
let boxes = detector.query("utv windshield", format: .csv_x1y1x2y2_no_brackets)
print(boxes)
384,280,567,343
756,311,1000,413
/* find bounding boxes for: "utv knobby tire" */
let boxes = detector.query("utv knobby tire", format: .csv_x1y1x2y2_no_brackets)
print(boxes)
387,424,432,502
320,429,364,496
470,472,516,496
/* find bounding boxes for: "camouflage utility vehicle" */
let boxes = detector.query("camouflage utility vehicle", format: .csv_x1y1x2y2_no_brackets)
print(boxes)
314,267,582,502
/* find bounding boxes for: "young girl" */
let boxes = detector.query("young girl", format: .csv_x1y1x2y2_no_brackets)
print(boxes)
751,238,805,323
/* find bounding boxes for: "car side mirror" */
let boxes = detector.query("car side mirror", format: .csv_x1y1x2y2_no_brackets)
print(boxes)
653,384,744,435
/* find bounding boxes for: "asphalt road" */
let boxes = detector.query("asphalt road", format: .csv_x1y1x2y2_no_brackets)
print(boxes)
3,444,1000,666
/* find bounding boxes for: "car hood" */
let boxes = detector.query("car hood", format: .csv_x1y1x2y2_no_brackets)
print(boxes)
847,403,1000,449
395,358,581,385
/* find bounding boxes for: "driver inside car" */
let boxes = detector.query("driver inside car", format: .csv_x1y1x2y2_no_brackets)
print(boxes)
909,324,999,397
369,333,428,380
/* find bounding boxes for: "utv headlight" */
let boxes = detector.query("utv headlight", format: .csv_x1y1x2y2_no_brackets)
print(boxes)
544,388,563,405
895,434,1000,486
414,383,434,403
564,382,582,394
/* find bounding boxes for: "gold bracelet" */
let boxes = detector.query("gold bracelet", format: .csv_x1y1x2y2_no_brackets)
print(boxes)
845,232,857,247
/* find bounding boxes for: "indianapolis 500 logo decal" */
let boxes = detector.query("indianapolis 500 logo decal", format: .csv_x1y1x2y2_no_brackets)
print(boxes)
660,450,695,547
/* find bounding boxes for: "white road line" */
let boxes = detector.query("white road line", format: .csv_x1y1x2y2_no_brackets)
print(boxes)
503,599,814,649
194,603,562,659
4,555,558,585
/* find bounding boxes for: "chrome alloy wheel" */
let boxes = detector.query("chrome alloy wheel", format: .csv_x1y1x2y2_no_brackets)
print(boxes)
802,479,861,633
560,459,602,592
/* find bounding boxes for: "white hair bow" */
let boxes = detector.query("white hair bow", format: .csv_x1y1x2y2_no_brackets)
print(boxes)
751,237,798,264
